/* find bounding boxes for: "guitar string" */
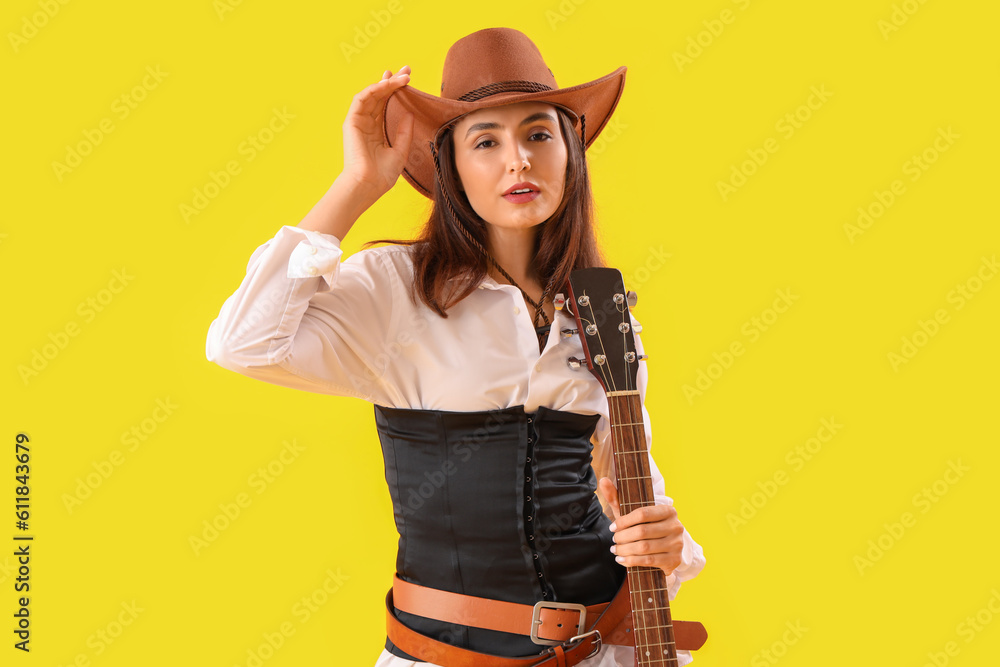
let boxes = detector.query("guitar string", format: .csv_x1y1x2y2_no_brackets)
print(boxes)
583,293,656,659
618,290,675,664
628,396,676,664
583,291,616,394
582,281,675,664
621,394,656,664
627,391,676,664
613,394,653,662
621,298,635,394
585,289,654,661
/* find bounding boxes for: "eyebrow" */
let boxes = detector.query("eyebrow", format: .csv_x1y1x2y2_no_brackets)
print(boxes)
464,112,557,138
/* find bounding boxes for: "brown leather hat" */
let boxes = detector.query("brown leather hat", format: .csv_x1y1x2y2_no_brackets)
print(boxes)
382,27,627,200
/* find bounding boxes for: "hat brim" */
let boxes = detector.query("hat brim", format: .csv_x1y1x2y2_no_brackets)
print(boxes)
382,66,626,199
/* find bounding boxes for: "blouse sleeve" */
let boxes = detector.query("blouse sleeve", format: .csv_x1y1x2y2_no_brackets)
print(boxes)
591,320,707,601
205,224,403,404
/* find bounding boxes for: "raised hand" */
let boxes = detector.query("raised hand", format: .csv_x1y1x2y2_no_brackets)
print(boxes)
340,65,415,200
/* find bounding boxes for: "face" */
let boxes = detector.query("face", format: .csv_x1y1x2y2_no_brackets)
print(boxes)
451,101,568,233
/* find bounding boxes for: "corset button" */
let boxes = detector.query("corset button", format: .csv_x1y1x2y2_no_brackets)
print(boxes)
534,553,539,559
525,476,531,482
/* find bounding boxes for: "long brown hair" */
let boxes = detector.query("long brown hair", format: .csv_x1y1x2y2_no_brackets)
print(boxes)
366,106,605,317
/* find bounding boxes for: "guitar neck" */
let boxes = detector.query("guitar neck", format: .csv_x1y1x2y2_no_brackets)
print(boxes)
608,391,678,667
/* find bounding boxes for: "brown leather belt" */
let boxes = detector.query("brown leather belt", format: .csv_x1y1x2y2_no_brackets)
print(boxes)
385,574,707,667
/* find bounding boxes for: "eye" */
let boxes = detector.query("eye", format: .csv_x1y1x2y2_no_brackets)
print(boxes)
473,131,552,150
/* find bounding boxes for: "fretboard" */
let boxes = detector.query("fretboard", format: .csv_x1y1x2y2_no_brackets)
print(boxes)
608,390,677,666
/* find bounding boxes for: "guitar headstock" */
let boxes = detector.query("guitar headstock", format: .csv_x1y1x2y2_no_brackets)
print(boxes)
560,268,644,394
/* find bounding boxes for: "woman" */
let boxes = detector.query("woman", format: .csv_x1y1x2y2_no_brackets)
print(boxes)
206,27,705,667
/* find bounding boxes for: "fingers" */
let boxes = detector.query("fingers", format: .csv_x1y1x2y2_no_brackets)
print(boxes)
350,66,411,116
597,477,621,524
611,502,677,533
382,65,410,79
611,536,684,572
392,109,415,155
599,478,685,576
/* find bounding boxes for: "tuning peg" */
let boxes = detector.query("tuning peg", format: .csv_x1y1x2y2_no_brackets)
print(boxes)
633,323,643,333
561,328,579,338
626,291,637,308
638,353,649,361
567,357,585,369
554,293,566,311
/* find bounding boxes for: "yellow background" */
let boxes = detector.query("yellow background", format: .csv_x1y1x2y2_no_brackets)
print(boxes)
3,0,998,665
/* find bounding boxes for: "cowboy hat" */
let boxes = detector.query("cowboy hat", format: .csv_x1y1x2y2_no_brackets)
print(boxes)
381,27,627,200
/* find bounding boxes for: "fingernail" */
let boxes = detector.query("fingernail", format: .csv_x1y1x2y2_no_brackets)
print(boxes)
609,545,616,554
615,556,624,564
609,522,617,532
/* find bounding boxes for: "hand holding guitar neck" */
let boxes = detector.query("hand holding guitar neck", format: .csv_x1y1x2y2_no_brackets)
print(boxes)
597,476,683,588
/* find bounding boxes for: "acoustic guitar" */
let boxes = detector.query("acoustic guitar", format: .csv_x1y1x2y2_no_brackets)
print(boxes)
559,267,684,666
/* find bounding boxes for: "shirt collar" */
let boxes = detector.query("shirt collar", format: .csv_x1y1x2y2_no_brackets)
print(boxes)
445,272,506,290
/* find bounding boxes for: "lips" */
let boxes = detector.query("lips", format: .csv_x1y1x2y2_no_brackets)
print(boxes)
502,181,539,196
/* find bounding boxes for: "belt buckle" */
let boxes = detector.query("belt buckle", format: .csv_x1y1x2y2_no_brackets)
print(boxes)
529,601,587,646
569,630,602,659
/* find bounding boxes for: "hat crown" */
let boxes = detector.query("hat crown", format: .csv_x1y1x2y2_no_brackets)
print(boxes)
440,28,557,101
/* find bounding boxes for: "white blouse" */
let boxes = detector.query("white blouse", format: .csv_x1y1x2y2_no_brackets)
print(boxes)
205,224,706,666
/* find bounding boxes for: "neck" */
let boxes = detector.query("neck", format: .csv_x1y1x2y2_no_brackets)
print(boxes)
485,225,541,289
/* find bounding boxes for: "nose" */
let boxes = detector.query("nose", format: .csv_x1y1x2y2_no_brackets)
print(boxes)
507,140,530,173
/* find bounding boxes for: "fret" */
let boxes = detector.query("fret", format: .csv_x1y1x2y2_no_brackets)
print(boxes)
628,587,670,594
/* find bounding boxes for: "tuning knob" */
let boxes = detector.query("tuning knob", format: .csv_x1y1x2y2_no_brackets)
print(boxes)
554,293,566,311
626,291,637,308
638,353,649,361
561,328,579,338
634,323,643,333
567,357,585,369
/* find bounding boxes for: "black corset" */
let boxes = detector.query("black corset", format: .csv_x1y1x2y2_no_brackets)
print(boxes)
374,404,625,659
